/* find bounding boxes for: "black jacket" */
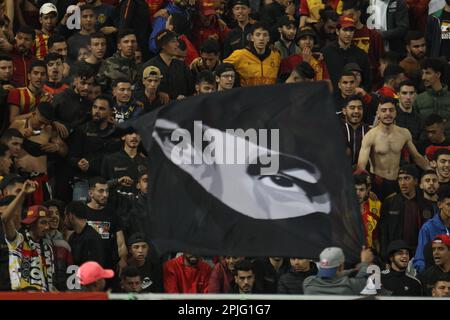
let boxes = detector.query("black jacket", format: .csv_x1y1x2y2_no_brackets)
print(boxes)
277,261,318,294
380,0,409,54
68,224,105,267
53,88,91,130
223,23,253,59
253,258,291,293
419,265,450,296
380,269,422,296
322,41,371,91
395,106,422,143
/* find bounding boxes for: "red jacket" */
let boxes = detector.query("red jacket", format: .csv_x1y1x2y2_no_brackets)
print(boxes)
208,259,234,293
163,255,212,293
11,47,35,88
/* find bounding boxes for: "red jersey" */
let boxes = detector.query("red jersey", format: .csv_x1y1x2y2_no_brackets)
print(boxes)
7,87,42,115
163,255,212,293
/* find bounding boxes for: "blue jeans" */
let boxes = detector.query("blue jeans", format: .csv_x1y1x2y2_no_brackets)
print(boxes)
72,179,89,202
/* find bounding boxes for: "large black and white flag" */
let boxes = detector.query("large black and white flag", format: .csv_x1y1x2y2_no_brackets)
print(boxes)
127,82,364,263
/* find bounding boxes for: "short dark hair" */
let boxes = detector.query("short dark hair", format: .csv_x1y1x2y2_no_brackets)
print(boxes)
432,273,450,286
339,71,356,80
342,0,361,11
112,77,132,88
424,114,445,127
344,94,364,108
94,94,113,109
43,199,66,217
200,39,221,55
0,54,12,62
437,184,450,202
17,26,35,39
250,22,270,35
0,128,23,144
433,148,450,161
405,31,425,45
90,32,107,43
88,177,108,189
28,60,47,73
353,173,368,186
80,4,96,14
421,58,445,75
66,201,86,219
235,259,254,273
319,6,339,22
74,65,95,80
117,28,136,42
378,95,397,106
121,266,141,280
214,63,235,77
398,79,416,92
44,52,63,65
47,35,66,49
196,70,216,85
383,65,404,82
380,51,400,65
421,169,438,180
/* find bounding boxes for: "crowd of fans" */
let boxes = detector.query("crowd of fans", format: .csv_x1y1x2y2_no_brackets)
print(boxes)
0,0,448,297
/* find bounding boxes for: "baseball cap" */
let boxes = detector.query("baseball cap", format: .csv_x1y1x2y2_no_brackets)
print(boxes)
40,3,58,16
277,15,296,28
77,261,114,286
22,205,50,225
198,0,216,16
296,26,317,42
156,30,177,50
0,174,26,190
128,232,148,246
398,164,419,179
232,0,250,7
338,15,356,29
343,62,362,73
317,247,345,278
143,66,163,79
433,234,450,247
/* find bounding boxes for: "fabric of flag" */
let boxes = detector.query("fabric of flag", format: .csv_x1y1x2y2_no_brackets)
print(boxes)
126,82,364,264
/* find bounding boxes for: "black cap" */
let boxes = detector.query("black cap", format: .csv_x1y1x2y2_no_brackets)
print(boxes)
386,240,411,258
37,102,56,121
277,15,296,28
156,30,177,50
232,0,250,7
214,63,235,76
128,232,148,246
0,174,26,190
296,26,317,42
398,164,419,179
343,62,362,73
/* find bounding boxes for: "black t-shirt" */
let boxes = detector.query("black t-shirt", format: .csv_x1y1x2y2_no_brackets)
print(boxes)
84,204,123,269
68,223,105,267
440,10,450,61
137,259,164,293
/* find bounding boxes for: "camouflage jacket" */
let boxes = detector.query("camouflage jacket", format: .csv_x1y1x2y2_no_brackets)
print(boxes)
96,52,138,92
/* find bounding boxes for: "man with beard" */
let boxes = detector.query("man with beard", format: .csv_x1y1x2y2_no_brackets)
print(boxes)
43,53,68,95
11,26,35,88
400,31,427,85
419,115,450,159
274,15,298,59
0,129,23,172
253,257,290,293
224,22,281,87
8,60,49,122
35,3,58,60
322,15,371,92
419,235,450,295
430,148,450,187
414,58,450,137
229,259,258,294
84,177,127,273
379,164,425,257
68,95,119,202
414,186,450,274
431,274,450,297
163,253,212,293
277,257,318,294
395,80,421,144
209,256,245,293
418,170,440,222
358,97,429,200
354,173,381,251
381,240,423,296
341,95,371,166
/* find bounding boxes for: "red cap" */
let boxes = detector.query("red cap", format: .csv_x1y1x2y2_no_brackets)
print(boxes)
338,15,356,29
433,234,450,247
77,261,114,286
22,205,50,225
198,0,216,16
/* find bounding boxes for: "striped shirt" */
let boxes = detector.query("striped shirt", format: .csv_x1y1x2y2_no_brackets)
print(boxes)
7,87,42,115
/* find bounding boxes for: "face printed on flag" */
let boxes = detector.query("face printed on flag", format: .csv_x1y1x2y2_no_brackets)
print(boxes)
127,82,364,263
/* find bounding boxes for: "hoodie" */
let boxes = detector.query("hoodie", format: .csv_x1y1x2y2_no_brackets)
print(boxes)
413,210,450,273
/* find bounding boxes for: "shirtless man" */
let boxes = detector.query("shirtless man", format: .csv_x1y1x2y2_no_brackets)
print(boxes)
358,96,429,200
9,102,67,205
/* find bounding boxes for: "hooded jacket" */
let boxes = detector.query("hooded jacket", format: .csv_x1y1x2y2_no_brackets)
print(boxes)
413,211,450,273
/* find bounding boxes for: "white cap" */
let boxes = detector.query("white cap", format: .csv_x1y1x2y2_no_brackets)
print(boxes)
40,3,58,16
